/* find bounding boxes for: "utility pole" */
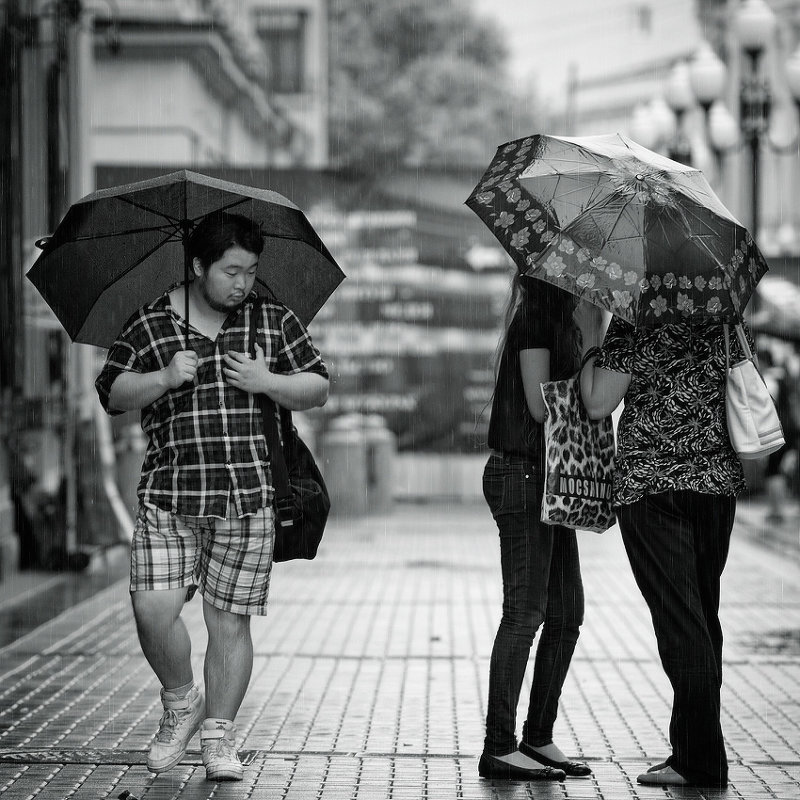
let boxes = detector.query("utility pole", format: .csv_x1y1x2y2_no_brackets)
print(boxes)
0,0,25,579
0,0,24,394
63,0,95,555
564,61,578,135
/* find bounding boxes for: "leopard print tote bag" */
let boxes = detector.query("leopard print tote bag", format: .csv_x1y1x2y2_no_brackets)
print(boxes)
540,376,616,533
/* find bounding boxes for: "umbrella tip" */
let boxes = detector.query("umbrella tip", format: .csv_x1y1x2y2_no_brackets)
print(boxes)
34,236,51,250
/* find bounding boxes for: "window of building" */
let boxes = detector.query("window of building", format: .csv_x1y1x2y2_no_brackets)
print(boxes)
254,9,306,94
633,3,652,34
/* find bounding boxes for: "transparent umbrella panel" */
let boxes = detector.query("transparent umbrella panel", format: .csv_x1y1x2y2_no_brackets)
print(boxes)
466,133,768,326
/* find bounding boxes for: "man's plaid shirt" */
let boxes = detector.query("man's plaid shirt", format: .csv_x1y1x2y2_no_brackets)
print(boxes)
96,291,328,519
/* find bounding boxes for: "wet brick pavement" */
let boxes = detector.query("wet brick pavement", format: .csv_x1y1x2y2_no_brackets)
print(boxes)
0,499,798,799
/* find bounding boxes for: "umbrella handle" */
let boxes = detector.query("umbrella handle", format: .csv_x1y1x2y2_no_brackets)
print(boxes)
184,281,190,349
182,226,191,350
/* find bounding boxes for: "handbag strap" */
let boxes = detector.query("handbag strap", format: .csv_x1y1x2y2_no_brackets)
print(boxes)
248,301,292,506
723,323,731,370
723,322,753,369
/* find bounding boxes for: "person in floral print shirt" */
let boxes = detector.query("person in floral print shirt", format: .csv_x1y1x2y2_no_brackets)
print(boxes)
579,309,751,789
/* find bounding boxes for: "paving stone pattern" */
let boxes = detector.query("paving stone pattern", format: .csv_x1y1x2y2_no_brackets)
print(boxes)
0,501,798,799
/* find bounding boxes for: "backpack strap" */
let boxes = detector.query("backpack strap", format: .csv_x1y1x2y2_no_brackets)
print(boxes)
249,301,293,522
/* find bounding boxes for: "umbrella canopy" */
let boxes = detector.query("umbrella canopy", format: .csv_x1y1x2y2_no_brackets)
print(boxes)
26,170,345,348
466,133,769,326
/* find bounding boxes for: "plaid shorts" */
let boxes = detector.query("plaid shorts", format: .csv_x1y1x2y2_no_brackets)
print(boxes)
131,503,275,615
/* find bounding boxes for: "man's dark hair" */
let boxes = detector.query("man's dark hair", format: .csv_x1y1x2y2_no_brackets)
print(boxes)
187,211,264,269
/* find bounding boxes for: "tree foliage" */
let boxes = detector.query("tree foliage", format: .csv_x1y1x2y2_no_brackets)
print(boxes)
328,0,542,171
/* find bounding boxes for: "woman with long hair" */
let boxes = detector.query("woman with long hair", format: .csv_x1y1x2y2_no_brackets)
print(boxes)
478,273,600,781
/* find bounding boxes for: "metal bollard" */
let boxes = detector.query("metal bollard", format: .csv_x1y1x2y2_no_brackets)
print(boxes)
321,417,368,516
362,415,397,514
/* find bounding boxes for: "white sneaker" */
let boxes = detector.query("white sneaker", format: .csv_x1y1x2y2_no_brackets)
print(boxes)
146,685,204,774
201,719,244,781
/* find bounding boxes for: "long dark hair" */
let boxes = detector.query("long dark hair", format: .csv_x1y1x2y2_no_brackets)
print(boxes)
493,272,579,378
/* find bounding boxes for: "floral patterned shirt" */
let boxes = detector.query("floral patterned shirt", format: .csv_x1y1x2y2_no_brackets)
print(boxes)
595,317,748,506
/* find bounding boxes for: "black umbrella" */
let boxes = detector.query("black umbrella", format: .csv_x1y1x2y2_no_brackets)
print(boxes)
27,170,345,348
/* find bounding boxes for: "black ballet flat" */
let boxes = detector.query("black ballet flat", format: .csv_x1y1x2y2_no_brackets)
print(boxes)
519,742,593,777
478,753,565,781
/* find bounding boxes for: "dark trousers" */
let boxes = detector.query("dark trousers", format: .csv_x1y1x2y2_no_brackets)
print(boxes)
482,453,584,756
617,489,735,787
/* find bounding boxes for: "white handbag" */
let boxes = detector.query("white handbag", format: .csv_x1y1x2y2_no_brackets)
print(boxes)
724,323,785,460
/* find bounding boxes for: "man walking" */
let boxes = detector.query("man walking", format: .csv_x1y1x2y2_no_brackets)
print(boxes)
96,211,329,781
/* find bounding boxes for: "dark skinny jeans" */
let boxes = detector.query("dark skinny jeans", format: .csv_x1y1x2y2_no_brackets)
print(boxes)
617,489,735,788
482,452,585,756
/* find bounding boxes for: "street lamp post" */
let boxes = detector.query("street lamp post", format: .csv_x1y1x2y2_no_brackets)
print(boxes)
733,0,776,241
664,61,695,164
687,42,736,177
684,0,785,241
784,44,800,135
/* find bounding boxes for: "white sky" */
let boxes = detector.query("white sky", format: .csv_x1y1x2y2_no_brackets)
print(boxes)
470,0,702,108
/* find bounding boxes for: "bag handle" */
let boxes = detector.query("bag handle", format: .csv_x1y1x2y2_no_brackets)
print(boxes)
723,323,731,370
248,301,293,519
723,322,753,369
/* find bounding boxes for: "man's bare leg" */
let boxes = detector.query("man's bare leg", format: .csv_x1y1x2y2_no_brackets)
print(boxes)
131,588,194,688
202,600,253,719
132,587,203,774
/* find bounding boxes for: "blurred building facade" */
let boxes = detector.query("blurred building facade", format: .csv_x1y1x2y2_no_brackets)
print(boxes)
566,0,800,279
0,0,327,580
1,0,512,578
563,4,701,136
92,0,328,167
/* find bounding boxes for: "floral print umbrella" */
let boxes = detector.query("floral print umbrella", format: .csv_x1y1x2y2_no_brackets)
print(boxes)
466,133,769,326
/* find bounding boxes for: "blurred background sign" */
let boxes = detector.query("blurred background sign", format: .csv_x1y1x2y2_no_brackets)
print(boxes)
96,165,512,454
752,274,800,343
307,263,505,451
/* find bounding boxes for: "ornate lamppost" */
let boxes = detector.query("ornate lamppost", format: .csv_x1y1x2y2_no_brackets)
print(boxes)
686,42,739,177
631,1,800,246
630,97,676,153
685,0,785,240
664,60,695,164
634,0,800,320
